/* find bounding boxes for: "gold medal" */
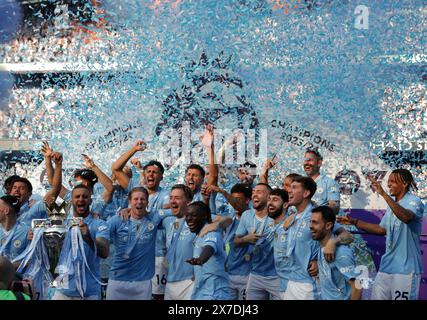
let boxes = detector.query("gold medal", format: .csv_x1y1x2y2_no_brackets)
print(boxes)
225,243,231,256
174,221,179,230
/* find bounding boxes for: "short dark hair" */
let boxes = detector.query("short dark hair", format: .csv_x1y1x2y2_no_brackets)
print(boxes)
230,183,252,199
143,160,165,175
312,206,336,224
171,184,194,201
74,169,98,187
185,164,205,179
293,176,317,199
255,183,272,192
3,175,20,193
0,195,21,213
72,184,91,195
270,188,289,203
285,173,301,182
305,148,323,161
11,177,33,194
128,186,149,200
187,201,212,223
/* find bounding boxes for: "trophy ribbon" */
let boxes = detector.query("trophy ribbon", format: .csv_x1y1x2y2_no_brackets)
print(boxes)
12,227,53,300
59,225,107,298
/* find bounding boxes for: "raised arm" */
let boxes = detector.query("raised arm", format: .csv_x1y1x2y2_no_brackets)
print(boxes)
43,152,63,205
369,176,416,224
41,141,68,198
199,215,233,237
111,141,146,189
201,124,218,186
259,155,276,184
207,185,246,213
130,158,145,186
82,154,114,202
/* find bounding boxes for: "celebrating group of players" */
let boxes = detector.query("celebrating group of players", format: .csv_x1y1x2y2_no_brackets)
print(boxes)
0,125,424,300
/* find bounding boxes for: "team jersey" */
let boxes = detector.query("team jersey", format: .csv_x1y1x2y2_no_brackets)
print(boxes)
0,220,31,261
17,201,48,227
191,230,232,300
379,192,424,274
57,214,110,298
163,216,195,282
235,209,277,277
108,209,169,282
318,243,360,300
312,174,340,207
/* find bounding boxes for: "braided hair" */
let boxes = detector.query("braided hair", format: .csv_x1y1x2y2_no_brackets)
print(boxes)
391,169,418,192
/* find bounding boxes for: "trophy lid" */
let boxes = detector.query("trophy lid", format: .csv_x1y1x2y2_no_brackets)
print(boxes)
45,200,71,219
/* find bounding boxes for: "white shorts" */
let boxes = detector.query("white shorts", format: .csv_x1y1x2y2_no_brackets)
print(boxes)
106,279,152,300
51,291,98,300
164,279,194,300
246,273,281,300
282,280,315,300
371,272,421,300
229,275,249,300
151,256,167,295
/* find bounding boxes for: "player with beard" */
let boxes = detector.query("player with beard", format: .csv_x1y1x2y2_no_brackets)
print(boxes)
310,206,362,300
185,125,219,207
234,183,280,300
41,142,113,216
52,184,110,300
9,153,63,226
267,188,293,300
303,148,340,214
282,176,353,300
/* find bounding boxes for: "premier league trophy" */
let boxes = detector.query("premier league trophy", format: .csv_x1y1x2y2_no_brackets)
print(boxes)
31,200,81,278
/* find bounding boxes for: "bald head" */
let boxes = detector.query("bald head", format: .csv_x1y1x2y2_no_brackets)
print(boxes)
0,256,15,290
